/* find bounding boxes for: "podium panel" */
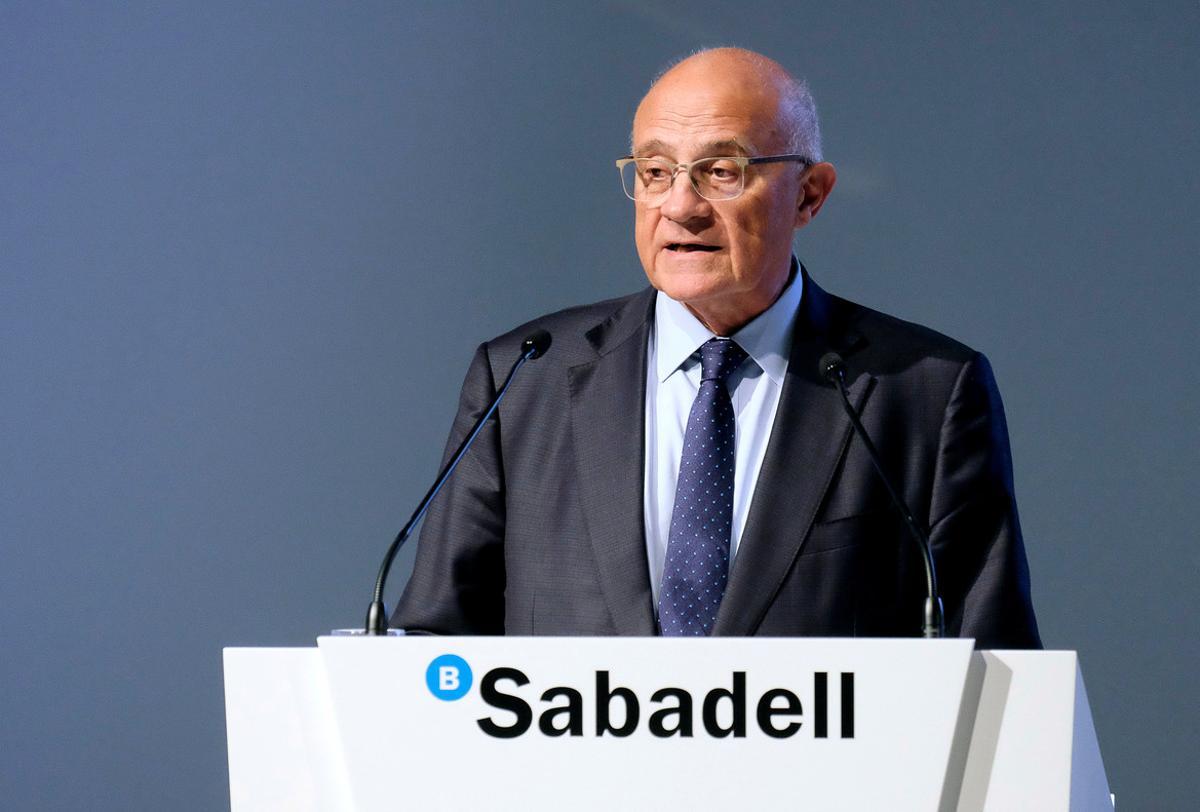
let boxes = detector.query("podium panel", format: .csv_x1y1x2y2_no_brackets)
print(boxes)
223,637,1111,811
958,651,1112,811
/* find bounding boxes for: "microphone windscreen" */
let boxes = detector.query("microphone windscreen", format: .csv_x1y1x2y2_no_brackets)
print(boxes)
521,330,552,360
817,351,846,384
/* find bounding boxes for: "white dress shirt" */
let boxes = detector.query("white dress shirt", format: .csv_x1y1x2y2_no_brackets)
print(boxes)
643,270,804,606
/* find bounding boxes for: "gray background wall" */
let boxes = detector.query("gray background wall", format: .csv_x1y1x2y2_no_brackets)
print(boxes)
2,1,1196,808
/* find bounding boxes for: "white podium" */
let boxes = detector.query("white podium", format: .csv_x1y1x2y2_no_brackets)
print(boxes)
224,637,1111,811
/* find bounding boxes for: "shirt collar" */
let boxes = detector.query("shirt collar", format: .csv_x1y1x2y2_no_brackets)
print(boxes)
654,258,803,386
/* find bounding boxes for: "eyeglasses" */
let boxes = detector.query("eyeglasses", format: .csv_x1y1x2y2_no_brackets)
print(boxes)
615,154,812,205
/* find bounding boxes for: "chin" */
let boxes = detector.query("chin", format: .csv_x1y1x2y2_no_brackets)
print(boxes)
652,272,712,300
651,264,730,302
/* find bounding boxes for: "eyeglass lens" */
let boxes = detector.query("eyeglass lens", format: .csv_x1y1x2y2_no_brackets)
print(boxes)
620,158,745,202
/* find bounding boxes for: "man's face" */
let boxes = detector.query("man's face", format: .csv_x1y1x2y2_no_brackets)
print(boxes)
631,62,806,332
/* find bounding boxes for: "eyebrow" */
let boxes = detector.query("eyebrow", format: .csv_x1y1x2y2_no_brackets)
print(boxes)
632,138,756,158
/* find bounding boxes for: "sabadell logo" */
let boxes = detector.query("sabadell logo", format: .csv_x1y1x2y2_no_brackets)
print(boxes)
424,654,855,740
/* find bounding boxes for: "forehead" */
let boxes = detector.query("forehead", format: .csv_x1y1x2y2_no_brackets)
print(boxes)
632,69,785,158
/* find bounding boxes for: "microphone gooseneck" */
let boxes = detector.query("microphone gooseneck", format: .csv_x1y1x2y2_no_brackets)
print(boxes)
818,352,946,639
365,330,553,634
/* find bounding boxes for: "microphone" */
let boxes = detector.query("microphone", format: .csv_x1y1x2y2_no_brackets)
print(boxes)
521,329,552,360
818,352,946,638
364,329,553,635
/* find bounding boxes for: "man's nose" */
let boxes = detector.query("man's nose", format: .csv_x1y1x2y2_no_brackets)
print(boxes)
658,168,712,222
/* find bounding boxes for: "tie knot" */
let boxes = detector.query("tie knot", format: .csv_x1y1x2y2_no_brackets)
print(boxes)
699,338,747,383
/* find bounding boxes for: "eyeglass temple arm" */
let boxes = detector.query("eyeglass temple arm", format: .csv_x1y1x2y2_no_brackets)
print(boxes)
746,154,812,166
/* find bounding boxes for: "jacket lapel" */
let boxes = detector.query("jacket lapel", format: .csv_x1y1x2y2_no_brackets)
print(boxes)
568,289,658,635
714,275,872,636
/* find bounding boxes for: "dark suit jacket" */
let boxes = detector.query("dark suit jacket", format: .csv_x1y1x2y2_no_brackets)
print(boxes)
394,272,1041,649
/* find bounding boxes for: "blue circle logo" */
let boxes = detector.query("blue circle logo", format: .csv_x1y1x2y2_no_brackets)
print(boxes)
426,654,472,701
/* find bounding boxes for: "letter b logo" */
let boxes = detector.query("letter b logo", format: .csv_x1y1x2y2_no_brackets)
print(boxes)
426,654,472,701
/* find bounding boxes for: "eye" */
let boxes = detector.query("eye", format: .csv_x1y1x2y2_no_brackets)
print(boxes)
637,160,673,185
703,159,741,182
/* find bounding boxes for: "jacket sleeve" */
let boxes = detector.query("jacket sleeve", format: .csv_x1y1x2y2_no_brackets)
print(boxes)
928,352,1042,649
390,342,507,634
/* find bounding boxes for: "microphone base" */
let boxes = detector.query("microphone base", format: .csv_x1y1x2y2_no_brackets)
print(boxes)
365,600,389,635
922,597,946,638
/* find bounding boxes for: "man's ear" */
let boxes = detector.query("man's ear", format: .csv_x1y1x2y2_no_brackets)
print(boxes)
795,162,837,228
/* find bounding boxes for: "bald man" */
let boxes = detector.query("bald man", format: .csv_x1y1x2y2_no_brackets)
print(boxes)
393,49,1041,648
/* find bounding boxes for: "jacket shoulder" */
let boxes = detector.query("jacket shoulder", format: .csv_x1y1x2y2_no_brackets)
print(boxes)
485,289,654,366
826,290,980,372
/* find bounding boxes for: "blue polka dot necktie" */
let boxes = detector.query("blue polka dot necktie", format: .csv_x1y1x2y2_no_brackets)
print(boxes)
659,337,748,636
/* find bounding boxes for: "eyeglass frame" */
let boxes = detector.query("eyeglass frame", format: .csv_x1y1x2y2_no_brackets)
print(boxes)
614,153,814,204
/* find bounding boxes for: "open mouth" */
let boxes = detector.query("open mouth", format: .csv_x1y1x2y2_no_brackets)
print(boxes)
665,243,720,253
